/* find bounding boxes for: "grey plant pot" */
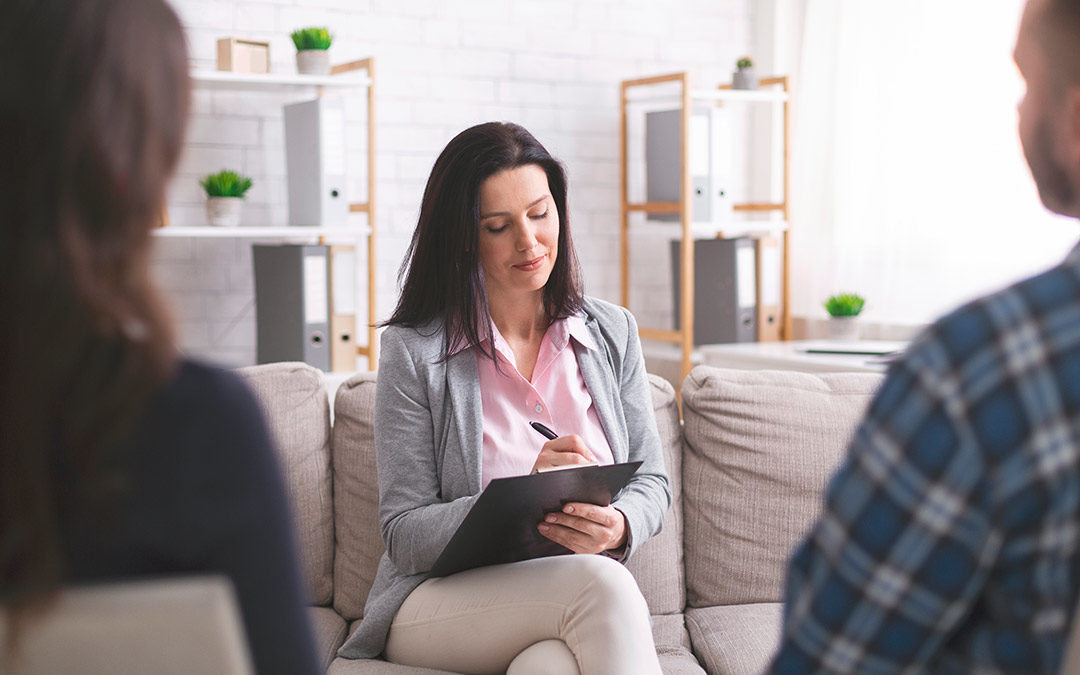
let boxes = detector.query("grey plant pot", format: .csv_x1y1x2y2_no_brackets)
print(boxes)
732,67,759,90
206,196,243,227
296,49,331,76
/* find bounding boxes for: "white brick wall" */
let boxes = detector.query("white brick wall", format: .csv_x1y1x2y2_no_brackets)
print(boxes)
155,0,754,368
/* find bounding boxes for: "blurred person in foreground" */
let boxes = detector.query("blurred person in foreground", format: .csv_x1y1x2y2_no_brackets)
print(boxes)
770,0,1080,671
0,1,319,672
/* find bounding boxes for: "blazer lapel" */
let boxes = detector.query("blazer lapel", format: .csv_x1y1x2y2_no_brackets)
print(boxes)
445,349,484,494
575,322,628,462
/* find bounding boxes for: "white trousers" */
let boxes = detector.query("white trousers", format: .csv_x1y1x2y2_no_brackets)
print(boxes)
384,555,662,675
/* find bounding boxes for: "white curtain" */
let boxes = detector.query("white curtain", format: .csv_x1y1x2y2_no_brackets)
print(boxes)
790,0,1079,326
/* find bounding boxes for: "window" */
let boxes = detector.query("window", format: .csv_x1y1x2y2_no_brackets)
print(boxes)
791,0,1078,326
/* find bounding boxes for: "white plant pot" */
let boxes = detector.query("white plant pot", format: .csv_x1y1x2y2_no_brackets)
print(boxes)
732,68,758,90
206,196,243,227
296,49,331,76
828,316,861,341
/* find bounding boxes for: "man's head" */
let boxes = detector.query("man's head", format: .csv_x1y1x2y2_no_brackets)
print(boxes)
1016,0,1080,217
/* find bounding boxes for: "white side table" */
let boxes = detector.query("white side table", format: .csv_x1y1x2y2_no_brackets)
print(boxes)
698,340,907,374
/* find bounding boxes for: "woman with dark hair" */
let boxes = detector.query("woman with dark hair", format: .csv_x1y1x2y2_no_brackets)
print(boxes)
339,122,670,673
0,1,318,673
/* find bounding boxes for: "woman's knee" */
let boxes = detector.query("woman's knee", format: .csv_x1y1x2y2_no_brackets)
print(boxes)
564,555,648,613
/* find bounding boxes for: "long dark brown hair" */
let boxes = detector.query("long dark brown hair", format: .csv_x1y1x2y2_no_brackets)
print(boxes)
0,0,190,611
385,122,585,359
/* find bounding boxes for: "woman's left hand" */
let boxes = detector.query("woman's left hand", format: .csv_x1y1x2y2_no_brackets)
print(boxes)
537,502,627,554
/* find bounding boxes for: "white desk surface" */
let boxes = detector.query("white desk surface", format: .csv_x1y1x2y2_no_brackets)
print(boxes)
698,340,908,374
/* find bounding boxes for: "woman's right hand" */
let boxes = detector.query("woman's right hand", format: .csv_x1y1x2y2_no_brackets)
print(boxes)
530,435,597,474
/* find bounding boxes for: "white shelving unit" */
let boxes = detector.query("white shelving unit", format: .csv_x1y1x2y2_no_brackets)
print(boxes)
158,59,378,370
154,225,372,239
190,70,371,89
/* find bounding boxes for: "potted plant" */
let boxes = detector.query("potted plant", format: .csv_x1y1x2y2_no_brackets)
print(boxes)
290,27,333,76
824,292,865,340
732,56,758,90
199,169,253,227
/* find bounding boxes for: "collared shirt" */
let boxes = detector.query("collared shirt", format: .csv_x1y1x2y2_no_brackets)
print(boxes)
770,242,1080,673
471,315,614,488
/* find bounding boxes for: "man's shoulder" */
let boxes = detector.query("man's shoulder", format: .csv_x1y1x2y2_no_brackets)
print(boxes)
916,257,1080,368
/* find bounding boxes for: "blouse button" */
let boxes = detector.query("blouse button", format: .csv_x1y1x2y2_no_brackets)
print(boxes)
534,404,544,413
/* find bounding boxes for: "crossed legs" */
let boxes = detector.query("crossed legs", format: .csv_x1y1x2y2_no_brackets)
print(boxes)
384,555,662,674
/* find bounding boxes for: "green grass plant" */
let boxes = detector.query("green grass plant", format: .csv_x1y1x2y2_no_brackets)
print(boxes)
199,170,253,198
824,293,865,317
290,27,333,51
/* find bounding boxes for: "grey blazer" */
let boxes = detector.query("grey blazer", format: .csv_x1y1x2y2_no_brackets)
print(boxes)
338,296,672,659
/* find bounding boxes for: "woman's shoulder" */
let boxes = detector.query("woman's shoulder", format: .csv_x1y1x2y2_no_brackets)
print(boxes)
379,320,449,370
148,359,267,441
124,359,276,497
168,359,259,408
581,296,636,335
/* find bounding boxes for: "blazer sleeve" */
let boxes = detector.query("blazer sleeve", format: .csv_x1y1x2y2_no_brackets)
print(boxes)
374,327,479,575
609,306,672,560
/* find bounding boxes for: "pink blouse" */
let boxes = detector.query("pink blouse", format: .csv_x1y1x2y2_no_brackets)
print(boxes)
470,316,615,488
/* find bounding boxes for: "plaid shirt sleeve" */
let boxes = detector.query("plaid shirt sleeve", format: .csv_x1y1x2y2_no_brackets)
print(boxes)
768,334,1004,672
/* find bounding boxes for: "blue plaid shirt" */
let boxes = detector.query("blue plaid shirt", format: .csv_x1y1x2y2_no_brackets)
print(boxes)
770,242,1080,673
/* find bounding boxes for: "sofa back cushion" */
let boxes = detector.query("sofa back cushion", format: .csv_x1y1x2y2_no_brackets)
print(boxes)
681,366,882,607
330,373,382,621
625,374,686,616
237,362,333,606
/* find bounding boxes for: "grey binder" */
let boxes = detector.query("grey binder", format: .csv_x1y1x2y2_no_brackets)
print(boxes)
645,107,733,223
671,237,757,344
252,244,331,370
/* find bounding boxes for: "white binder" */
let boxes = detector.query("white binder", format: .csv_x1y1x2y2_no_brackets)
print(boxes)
283,97,349,227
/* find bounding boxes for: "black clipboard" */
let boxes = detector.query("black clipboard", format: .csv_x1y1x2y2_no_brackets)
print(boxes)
428,461,642,578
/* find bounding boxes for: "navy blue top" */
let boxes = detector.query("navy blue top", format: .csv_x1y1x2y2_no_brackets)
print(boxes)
59,359,319,675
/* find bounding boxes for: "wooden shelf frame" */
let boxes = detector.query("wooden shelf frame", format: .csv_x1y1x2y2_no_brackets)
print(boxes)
620,72,792,383
328,58,378,367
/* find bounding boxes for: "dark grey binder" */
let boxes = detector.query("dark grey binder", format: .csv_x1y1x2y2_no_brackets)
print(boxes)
429,461,642,578
671,237,757,344
252,244,331,370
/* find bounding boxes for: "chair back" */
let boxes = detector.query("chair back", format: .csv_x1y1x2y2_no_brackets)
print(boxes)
0,576,253,675
1063,596,1080,675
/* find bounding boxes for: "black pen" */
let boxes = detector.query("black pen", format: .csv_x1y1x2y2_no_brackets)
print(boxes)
530,421,558,440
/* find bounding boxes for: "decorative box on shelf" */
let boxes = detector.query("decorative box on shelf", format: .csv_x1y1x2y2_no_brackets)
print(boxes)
216,38,270,74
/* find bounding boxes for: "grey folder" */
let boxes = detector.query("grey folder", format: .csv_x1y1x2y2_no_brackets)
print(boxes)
671,237,757,344
429,461,643,578
252,244,331,370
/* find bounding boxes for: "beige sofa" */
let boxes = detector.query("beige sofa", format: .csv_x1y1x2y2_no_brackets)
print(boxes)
238,362,883,674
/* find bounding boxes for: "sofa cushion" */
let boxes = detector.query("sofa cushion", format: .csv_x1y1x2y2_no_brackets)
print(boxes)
310,606,348,673
625,374,686,616
331,373,384,621
237,362,333,606
685,603,782,675
652,613,706,674
681,366,881,607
